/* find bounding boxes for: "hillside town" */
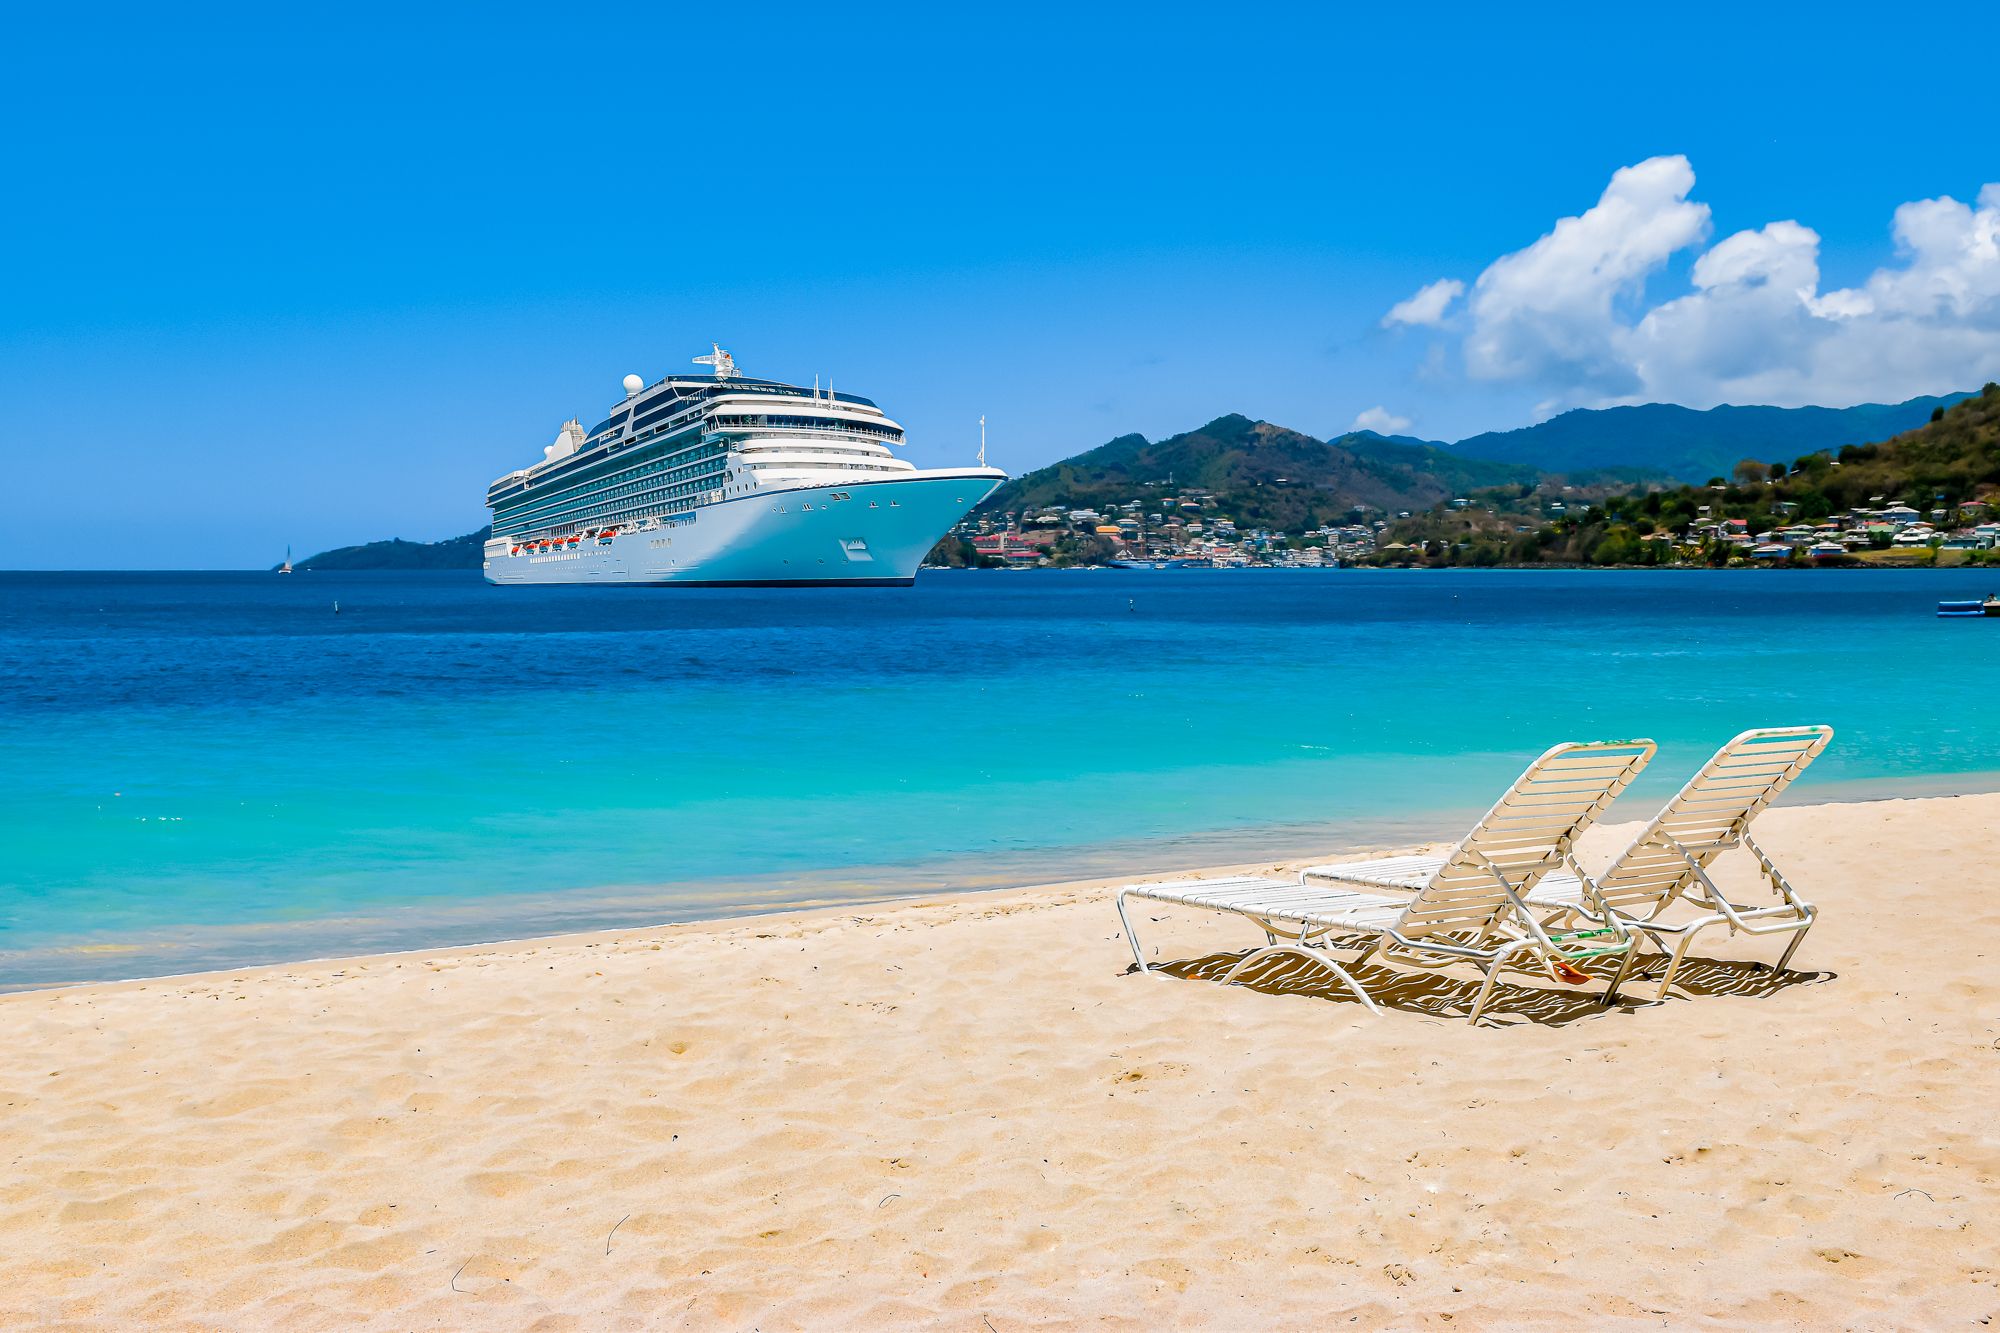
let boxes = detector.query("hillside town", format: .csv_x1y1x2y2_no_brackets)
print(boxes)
1644,497,2000,562
946,490,1389,567
941,485,2000,569
1380,480,2000,568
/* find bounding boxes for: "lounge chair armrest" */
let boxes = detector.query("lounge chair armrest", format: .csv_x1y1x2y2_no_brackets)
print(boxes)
1658,831,1766,930
1382,931,1494,962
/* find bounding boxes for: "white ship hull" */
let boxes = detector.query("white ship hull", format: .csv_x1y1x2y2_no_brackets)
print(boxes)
483,469,1003,586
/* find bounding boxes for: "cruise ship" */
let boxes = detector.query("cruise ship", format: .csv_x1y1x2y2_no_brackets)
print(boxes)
483,347,1006,586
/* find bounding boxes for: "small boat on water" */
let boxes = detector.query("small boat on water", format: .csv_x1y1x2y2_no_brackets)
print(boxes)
1936,597,2000,617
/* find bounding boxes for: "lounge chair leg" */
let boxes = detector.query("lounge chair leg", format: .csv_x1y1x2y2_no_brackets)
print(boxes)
1602,943,1640,1007
1774,917,1813,973
1219,945,1380,1015
1114,890,1150,974
1653,925,1708,1002
1467,963,1505,1026
1467,939,1531,1026
1605,930,1654,979
1219,945,1290,985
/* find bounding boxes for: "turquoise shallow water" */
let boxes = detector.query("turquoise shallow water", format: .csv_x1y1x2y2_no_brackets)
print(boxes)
3,568,1996,987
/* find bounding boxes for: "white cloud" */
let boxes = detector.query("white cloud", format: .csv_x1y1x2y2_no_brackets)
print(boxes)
1386,159,2000,410
1383,278,1464,328
1462,155,1709,399
1349,405,1413,435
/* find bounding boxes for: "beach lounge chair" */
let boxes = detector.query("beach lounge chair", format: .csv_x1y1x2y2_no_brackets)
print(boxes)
1115,739,1657,1024
1522,725,1832,1001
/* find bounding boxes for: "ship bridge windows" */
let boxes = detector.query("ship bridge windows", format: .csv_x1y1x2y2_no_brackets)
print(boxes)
744,460,899,473
713,413,901,440
736,445,900,460
632,396,693,430
699,380,878,408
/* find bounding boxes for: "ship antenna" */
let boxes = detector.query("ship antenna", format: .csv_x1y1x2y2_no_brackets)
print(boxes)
979,415,986,468
692,344,735,379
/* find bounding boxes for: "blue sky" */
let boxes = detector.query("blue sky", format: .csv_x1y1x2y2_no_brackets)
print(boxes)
5,1,1997,568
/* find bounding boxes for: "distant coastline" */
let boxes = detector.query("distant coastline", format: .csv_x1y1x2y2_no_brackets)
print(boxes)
281,527,489,571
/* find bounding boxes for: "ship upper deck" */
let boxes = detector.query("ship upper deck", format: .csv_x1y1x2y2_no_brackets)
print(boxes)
490,370,901,494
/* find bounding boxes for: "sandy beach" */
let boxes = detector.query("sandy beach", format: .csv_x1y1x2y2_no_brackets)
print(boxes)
3,791,1996,1329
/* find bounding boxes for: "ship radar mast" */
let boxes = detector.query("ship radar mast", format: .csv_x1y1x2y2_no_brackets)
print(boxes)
692,344,736,379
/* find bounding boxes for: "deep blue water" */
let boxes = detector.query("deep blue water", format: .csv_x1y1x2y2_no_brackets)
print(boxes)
3,567,1997,988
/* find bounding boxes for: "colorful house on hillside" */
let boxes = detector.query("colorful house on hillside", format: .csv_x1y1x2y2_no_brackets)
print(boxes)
972,534,1041,563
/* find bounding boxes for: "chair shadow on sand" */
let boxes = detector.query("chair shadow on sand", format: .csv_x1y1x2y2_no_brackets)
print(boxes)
1138,939,1835,1028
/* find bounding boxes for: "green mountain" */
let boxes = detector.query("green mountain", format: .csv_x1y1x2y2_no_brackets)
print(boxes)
290,527,489,570
1801,385,2000,509
980,415,1563,530
1448,393,1974,484
1381,382,2000,566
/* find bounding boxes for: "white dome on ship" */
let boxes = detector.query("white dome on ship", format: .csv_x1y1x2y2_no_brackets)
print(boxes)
622,373,644,396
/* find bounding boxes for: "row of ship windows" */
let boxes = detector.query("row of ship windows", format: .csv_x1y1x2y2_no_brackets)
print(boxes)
586,389,886,443
739,444,894,458
634,398,697,430
513,438,716,504
502,478,716,534
508,453,894,531
508,451,723,521
714,414,900,439
504,482,716,536
510,465,715,510
699,382,875,407
594,399,893,446
503,486,715,534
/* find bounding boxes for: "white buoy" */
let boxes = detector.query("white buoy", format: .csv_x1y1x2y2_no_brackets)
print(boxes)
622,374,644,397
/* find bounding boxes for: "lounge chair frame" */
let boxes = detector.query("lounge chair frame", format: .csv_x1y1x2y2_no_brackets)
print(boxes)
1116,739,1655,1025
1526,725,1831,1001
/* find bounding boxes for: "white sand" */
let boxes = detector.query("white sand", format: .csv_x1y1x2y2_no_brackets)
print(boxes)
3,793,1996,1328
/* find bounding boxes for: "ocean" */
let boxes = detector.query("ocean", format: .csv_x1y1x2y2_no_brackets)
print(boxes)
4,567,1997,988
